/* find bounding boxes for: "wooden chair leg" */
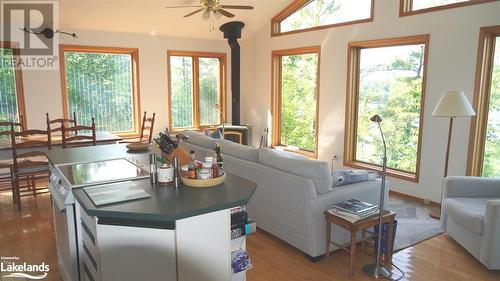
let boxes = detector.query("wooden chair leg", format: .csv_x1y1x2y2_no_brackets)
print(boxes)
11,179,16,205
31,176,36,196
15,178,22,211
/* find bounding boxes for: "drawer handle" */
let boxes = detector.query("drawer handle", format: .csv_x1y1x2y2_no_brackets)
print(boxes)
82,242,98,271
81,219,96,245
83,262,96,281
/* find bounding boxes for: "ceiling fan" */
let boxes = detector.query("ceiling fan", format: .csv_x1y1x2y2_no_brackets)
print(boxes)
165,0,254,19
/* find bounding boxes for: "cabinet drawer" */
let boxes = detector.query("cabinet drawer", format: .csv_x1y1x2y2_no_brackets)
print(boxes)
80,207,97,236
82,261,96,281
81,220,98,261
82,241,99,278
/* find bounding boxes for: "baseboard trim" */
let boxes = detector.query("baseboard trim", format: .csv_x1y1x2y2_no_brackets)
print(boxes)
389,190,441,208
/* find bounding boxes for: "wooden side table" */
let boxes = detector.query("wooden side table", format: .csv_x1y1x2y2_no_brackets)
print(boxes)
324,210,396,278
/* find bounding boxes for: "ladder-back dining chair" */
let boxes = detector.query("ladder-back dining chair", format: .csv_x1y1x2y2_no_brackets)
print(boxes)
46,112,77,134
120,111,155,143
61,117,96,148
10,124,52,211
0,119,24,202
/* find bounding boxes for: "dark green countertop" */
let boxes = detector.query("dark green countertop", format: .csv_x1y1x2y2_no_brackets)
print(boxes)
45,144,256,228
45,143,150,166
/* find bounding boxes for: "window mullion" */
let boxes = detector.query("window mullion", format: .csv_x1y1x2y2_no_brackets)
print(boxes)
193,56,200,129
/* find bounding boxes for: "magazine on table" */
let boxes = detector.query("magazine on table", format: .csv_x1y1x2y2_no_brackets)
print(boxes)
333,199,378,214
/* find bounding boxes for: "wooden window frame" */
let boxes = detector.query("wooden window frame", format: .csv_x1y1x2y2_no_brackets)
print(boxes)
271,46,321,158
271,0,375,37
467,25,500,176
59,44,141,137
0,41,27,127
344,35,430,182
167,50,227,131
399,0,497,17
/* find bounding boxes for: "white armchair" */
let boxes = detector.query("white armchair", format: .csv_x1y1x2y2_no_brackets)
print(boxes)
441,176,500,270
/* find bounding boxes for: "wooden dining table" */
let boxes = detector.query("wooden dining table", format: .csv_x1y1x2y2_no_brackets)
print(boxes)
0,132,123,161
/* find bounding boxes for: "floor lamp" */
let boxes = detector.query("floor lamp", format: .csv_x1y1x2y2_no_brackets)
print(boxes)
430,91,476,219
363,114,391,279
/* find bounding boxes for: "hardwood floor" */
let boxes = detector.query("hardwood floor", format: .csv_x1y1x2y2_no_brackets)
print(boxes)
0,191,61,281
247,229,500,281
1,189,499,281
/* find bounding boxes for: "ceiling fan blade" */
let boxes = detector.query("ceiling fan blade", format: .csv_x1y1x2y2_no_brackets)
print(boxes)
220,5,254,10
165,5,202,9
184,8,205,17
218,9,235,18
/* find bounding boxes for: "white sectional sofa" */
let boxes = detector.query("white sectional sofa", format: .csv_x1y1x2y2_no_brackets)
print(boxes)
180,131,388,259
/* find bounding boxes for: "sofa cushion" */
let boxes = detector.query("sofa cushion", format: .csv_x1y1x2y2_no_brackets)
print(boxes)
219,140,259,163
183,131,216,149
443,197,489,235
258,148,333,194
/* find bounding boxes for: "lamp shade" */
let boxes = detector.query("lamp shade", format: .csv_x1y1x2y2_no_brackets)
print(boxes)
432,90,476,117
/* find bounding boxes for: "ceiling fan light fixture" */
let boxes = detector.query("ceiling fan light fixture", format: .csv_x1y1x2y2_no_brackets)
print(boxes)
203,9,211,19
214,10,222,19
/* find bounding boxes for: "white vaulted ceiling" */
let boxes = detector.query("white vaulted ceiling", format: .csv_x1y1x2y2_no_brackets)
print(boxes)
58,0,291,39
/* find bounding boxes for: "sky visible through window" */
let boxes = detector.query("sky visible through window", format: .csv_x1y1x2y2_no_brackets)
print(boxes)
412,0,468,10
356,44,425,173
281,0,371,33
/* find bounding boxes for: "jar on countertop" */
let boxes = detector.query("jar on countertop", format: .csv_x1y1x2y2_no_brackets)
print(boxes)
198,168,212,180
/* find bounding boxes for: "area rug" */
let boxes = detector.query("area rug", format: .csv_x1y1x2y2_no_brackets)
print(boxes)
388,196,444,252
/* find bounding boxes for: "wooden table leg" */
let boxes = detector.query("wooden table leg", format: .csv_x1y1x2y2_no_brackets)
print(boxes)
325,215,331,259
350,229,356,278
387,219,394,265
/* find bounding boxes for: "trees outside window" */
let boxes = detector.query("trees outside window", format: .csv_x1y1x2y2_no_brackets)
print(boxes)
468,26,500,177
345,35,429,182
483,36,500,176
60,45,140,135
167,51,226,130
272,0,373,36
0,43,25,131
272,47,320,157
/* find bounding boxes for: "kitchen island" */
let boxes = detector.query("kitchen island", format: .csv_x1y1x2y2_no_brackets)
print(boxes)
45,144,256,281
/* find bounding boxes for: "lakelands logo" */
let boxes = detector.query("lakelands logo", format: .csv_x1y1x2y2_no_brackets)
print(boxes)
1,257,49,280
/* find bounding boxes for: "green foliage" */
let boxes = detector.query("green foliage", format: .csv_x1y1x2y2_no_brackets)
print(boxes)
356,45,425,173
0,48,21,138
482,38,500,177
171,57,220,128
281,0,340,32
280,53,318,151
65,52,133,132
0,48,20,122
171,56,194,128
198,58,220,125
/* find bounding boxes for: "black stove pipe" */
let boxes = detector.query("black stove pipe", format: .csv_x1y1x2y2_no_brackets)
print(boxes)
220,21,244,126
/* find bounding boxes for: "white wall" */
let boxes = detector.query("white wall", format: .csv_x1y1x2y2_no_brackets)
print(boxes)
21,29,231,135
239,0,500,202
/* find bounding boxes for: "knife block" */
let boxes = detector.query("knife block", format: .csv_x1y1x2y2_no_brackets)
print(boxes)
162,147,190,167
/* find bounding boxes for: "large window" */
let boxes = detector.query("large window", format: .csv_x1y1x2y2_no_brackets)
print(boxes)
60,45,140,135
344,35,429,182
400,0,496,16
0,42,25,127
468,26,500,177
271,47,320,157
271,0,373,36
167,51,226,130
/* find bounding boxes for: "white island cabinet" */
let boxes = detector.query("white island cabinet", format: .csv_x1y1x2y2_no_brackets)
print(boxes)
75,201,241,281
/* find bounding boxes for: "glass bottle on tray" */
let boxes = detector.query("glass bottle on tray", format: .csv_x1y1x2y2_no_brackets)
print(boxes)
187,150,197,179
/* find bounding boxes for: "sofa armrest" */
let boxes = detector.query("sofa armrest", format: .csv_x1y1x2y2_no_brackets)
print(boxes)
442,176,500,200
480,199,500,269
